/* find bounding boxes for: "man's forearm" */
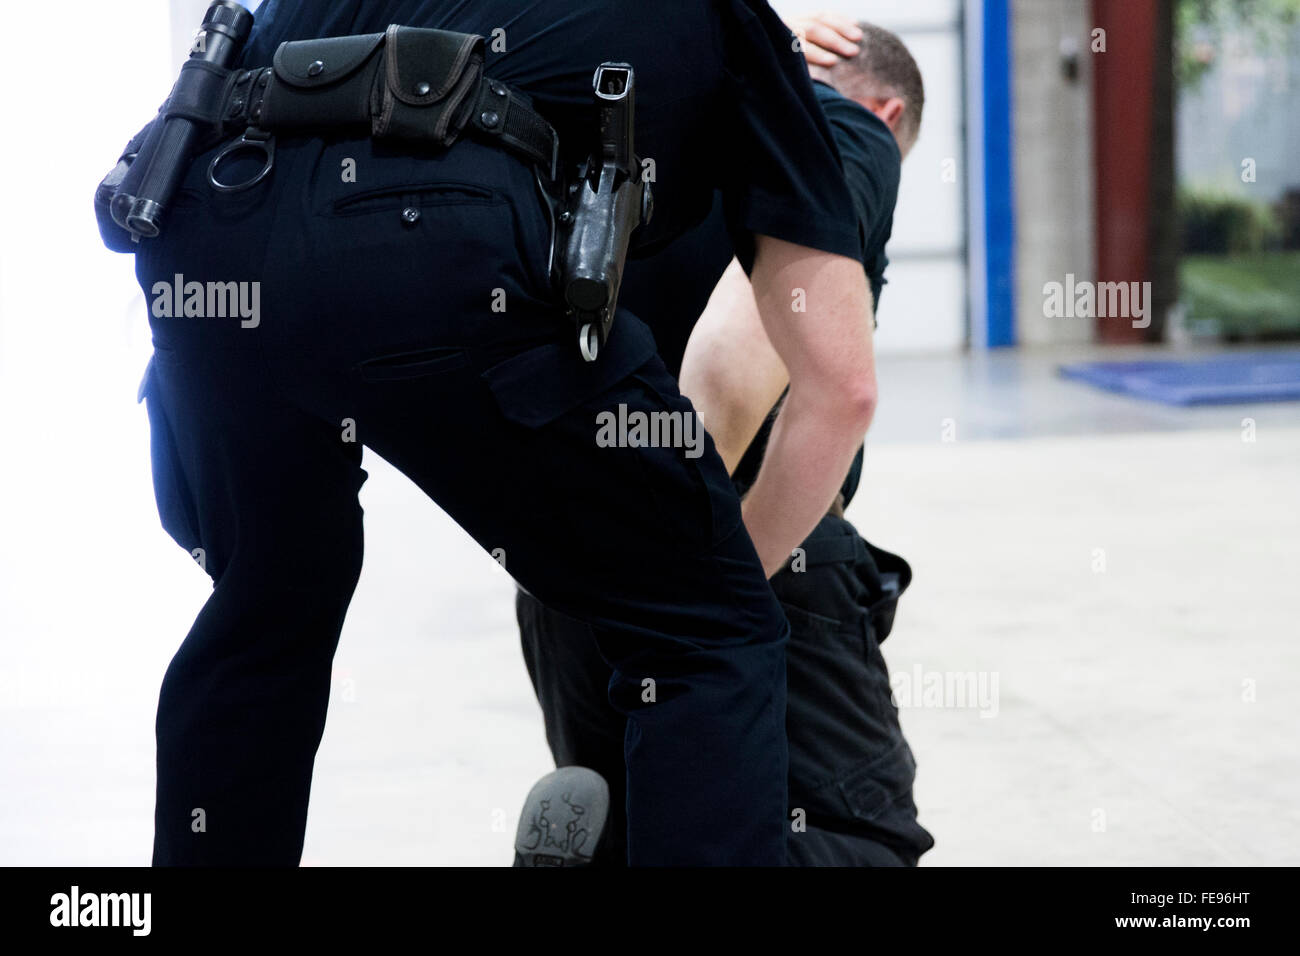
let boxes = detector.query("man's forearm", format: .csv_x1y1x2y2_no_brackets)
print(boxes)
744,235,877,577
739,383,867,575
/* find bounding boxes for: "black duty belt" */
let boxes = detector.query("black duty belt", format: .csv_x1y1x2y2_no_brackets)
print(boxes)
189,25,559,191
98,3,648,363
99,22,559,242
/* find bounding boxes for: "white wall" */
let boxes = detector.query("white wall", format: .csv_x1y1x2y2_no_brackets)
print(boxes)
776,0,970,353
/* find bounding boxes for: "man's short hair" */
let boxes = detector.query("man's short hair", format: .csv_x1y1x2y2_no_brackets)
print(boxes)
825,22,925,149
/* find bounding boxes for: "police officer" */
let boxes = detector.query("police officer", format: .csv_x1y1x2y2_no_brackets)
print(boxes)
516,16,933,866
128,0,877,865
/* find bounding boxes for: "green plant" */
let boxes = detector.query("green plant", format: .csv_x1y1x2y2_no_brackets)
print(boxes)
1178,187,1284,253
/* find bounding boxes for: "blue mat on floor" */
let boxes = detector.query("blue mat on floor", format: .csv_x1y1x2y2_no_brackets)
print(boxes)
1058,352,1300,406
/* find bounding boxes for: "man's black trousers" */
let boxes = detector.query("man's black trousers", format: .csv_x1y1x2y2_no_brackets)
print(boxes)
519,513,936,866
136,132,790,866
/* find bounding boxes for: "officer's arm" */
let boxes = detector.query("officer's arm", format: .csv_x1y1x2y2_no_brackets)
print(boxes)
679,258,789,474
735,235,877,578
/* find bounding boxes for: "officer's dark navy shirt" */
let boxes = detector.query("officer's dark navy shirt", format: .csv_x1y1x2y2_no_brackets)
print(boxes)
620,80,903,507
239,0,862,263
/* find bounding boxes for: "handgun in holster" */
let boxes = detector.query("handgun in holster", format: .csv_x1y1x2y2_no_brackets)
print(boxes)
555,64,653,362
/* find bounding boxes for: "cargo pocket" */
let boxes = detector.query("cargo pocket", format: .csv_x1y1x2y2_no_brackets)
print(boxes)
836,740,918,825
832,737,934,861
480,312,659,429
481,319,732,555
137,356,204,562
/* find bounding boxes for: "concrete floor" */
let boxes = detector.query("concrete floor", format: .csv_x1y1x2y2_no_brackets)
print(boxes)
1,345,1297,865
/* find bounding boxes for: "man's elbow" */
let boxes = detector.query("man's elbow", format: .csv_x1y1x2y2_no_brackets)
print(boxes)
816,350,878,426
840,375,877,434
790,349,877,425
792,366,876,439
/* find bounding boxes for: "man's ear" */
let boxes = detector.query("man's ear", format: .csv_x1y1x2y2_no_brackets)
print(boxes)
876,96,906,134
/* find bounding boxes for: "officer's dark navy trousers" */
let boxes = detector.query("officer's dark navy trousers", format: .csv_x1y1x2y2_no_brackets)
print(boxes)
135,132,789,866
519,514,935,866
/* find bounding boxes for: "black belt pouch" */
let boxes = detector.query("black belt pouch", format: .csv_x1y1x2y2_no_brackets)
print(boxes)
259,25,485,146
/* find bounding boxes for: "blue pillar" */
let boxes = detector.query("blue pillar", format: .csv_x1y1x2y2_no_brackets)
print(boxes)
966,0,1017,348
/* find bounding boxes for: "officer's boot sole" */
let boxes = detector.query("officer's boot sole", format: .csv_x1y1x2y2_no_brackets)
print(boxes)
513,766,610,867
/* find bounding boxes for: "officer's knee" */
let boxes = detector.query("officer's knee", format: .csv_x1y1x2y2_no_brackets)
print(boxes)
216,501,365,601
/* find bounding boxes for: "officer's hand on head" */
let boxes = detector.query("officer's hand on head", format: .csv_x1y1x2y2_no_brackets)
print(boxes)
787,12,862,68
